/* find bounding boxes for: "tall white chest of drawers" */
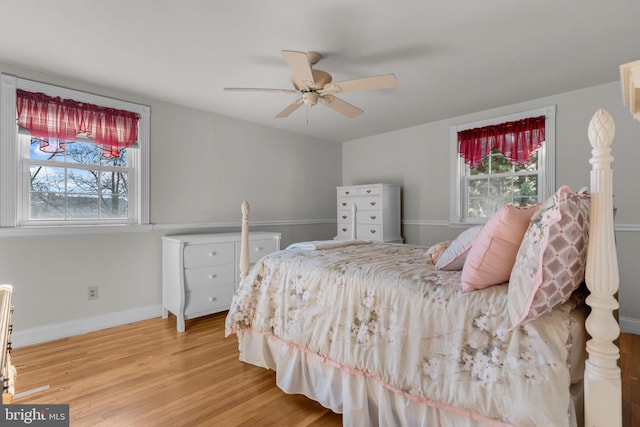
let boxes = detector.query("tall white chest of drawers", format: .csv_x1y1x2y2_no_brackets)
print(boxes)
336,183,402,243
162,231,281,332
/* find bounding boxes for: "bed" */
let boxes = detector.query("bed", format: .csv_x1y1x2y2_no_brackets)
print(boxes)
225,108,622,427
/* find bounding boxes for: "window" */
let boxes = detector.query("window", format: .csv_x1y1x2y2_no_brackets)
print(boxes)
24,137,130,222
0,74,150,228
449,106,555,224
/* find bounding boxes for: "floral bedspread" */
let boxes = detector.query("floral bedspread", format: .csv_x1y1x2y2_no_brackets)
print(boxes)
225,242,582,427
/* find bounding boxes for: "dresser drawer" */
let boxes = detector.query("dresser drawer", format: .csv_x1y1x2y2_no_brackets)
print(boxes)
338,210,353,223
357,186,381,196
357,197,382,211
357,224,382,240
358,211,382,224
184,284,234,316
184,242,235,268
184,264,235,291
337,198,354,210
337,187,358,197
336,225,354,239
236,238,280,263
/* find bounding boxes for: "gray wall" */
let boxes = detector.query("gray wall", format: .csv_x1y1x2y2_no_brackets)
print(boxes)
343,81,640,334
0,62,341,345
3,60,639,344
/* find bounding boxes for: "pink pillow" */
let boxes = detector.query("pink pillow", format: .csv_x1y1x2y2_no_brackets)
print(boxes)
461,204,540,292
508,186,590,327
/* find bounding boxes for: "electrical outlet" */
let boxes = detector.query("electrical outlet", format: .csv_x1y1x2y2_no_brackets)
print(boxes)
88,286,98,300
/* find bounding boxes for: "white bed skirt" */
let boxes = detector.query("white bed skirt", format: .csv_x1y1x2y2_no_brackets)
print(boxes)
236,330,581,427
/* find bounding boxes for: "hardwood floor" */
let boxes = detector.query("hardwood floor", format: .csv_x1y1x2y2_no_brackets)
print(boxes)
11,312,342,426
621,332,640,427
10,312,639,427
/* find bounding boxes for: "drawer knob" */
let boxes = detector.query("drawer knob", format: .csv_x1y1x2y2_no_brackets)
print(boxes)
342,215,347,219
208,274,217,279
208,296,217,302
366,190,372,194
345,191,350,195
370,229,377,234
370,215,377,220
208,252,216,256
370,201,376,206
342,202,347,207
255,247,263,251
342,228,348,232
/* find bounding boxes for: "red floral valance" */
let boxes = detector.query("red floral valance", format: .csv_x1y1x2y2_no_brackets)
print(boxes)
457,115,546,168
16,89,140,158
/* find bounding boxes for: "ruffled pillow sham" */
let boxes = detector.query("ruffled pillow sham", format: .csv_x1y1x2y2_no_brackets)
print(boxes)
508,185,590,328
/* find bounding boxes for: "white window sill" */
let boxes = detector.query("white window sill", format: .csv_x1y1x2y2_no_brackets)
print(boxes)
0,224,153,237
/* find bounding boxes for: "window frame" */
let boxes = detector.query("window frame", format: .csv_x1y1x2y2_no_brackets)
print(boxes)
449,105,556,224
0,74,150,229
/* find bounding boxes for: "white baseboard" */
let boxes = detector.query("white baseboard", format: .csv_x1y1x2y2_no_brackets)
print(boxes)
620,316,640,335
12,305,162,348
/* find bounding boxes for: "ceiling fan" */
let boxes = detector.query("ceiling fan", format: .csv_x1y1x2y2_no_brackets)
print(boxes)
224,50,397,118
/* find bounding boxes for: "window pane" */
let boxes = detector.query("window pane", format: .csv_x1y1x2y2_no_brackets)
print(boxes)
66,194,99,219
468,178,489,197
100,171,128,195
30,192,65,219
488,176,515,198
467,197,505,218
101,195,128,219
66,141,99,165
513,175,538,197
100,171,128,219
67,169,98,193
30,166,65,192
30,139,65,161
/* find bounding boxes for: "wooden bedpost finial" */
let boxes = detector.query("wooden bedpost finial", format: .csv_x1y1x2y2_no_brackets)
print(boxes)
588,108,615,150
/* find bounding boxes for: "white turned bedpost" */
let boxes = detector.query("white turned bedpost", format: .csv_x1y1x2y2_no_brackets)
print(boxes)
584,109,621,427
240,200,250,281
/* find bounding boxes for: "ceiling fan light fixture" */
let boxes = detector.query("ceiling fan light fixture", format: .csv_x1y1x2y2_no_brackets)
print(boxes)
302,92,319,106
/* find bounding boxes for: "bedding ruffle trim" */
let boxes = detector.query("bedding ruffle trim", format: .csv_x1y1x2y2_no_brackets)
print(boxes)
232,328,523,427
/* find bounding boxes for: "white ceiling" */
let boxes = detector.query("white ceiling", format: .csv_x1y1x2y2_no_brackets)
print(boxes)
0,0,638,143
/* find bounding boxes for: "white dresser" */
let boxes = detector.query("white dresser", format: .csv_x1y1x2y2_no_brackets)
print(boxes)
162,231,281,332
336,183,402,243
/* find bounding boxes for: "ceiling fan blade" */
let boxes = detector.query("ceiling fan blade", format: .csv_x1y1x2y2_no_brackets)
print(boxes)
224,87,299,94
320,74,397,94
319,95,363,118
275,98,304,118
282,50,315,90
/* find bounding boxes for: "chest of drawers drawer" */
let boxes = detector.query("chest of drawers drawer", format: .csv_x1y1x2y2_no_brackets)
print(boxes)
337,196,381,211
235,238,279,263
184,242,235,268
184,283,235,316
184,264,235,291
